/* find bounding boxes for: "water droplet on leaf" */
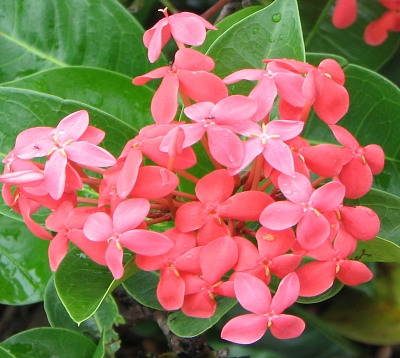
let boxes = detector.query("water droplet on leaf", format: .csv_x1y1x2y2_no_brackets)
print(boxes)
269,36,275,43
279,35,284,40
252,28,259,34
272,13,282,22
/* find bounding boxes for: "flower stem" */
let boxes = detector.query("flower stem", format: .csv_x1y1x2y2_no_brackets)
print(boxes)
176,170,199,184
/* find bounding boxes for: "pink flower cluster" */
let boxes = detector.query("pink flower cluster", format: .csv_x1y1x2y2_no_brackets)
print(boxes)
332,0,400,45
0,9,384,344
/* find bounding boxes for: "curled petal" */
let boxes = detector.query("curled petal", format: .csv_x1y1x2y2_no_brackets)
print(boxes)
48,232,69,271
340,159,372,199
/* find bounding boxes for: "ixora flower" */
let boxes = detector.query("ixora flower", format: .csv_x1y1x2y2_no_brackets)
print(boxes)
15,110,116,200
143,8,217,63
221,272,305,344
332,0,358,29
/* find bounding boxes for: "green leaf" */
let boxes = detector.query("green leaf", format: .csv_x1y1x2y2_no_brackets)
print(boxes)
300,0,400,70
0,344,16,358
0,87,134,162
45,276,123,352
123,270,163,310
168,297,237,338
0,215,51,305
2,67,154,129
0,0,165,84
204,0,305,93
54,246,137,324
352,238,400,263
0,328,97,358
303,64,400,197
296,279,344,304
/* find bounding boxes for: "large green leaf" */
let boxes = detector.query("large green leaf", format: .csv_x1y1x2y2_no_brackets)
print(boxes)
167,297,237,338
0,346,15,358
0,215,51,304
299,0,400,69
54,246,137,324
204,0,305,91
1,67,154,130
303,64,400,197
0,0,165,84
0,328,97,358
45,276,123,353
0,87,134,162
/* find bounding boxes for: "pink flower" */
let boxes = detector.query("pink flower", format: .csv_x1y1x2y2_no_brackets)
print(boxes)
221,272,305,344
143,8,217,63
133,48,228,124
260,173,345,249
83,198,173,279
16,110,116,200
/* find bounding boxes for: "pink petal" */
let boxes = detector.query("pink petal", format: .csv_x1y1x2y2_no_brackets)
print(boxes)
48,232,69,271
195,169,234,204
264,139,295,176
329,125,359,148
233,236,261,271
256,227,296,258
78,126,105,145
113,198,150,233
248,76,278,121
219,191,274,221
234,272,271,314
157,268,185,310
221,314,268,344
120,230,173,256
0,170,44,186
105,240,124,280
336,260,373,285
175,246,204,274
319,59,346,85
132,66,170,85
169,17,207,47
45,201,75,232
339,159,372,199
364,144,385,174
151,73,179,124
197,218,230,245
174,48,214,71
364,11,397,46
83,212,114,242
266,120,304,141
278,172,313,203
55,110,89,142
184,102,215,121
332,0,357,28
311,181,345,212
269,254,303,278
175,201,208,232
206,126,244,167
270,314,305,339
143,18,170,63
271,272,300,313
117,149,142,198
44,150,67,200
339,206,380,241
135,254,165,271
211,95,258,124
297,210,330,249
297,261,336,296
200,236,238,284
223,69,266,83
260,201,304,230
181,291,216,318
65,142,116,167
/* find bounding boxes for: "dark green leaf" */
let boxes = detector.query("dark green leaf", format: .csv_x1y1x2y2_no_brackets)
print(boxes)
300,0,400,70
2,67,154,130
54,246,137,324
204,0,305,92
303,65,400,197
168,297,237,337
0,0,165,84
45,276,123,352
123,270,163,310
0,346,15,358
0,328,96,358
296,280,344,304
0,215,51,305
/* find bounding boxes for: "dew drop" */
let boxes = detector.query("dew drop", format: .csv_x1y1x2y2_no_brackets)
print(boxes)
272,13,282,22
284,190,293,195
159,168,169,186
251,49,255,53
279,35,284,40
186,254,193,260
282,183,288,186
252,28,259,34
277,209,282,213
228,154,236,163
365,208,376,217
269,36,275,43
58,130,65,135
293,191,297,195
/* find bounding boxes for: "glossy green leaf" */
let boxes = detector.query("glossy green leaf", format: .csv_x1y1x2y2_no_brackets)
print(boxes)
45,276,123,352
0,87,134,162
204,0,305,92
296,280,344,304
123,270,163,310
168,297,237,338
300,0,400,70
0,346,15,358
0,328,96,358
0,215,51,305
0,0,165,84
303,64,400,197
2,67,154,130
54,246,137,324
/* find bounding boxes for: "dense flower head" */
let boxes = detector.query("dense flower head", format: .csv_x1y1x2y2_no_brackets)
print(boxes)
0,8,384,348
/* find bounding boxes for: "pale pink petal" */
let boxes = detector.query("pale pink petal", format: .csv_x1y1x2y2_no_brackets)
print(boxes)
211,95,258,124
106,240,124,279
143,18,170,63
48,232,69,271
260,201,304,230
264,139,295,175
132,66,170,85
248,76,277,122
297,211,330,249
364,144,385,174
65,142,116,167
83,212,114,242
55,110,89,142
278,172,313,203
181,291,216,318
197,218,230,246
174,48,214,71
256,227,296,258
195,169,234,204
117,149,142,198
113,198,150,233
151,73,179,124
329,125,359,147
266,120,304,141
169,16,207,47
221,314,268,344
120,230,173,256
223,69,266,83
44,150,67,200
339,206,380,241
45,201,74,232
183,102,215,121
234,272,271,314
271,272,300,313
0,170,44,187
175,201,208,232
311,181,345,212
270,314,305,339
78,126,105,145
